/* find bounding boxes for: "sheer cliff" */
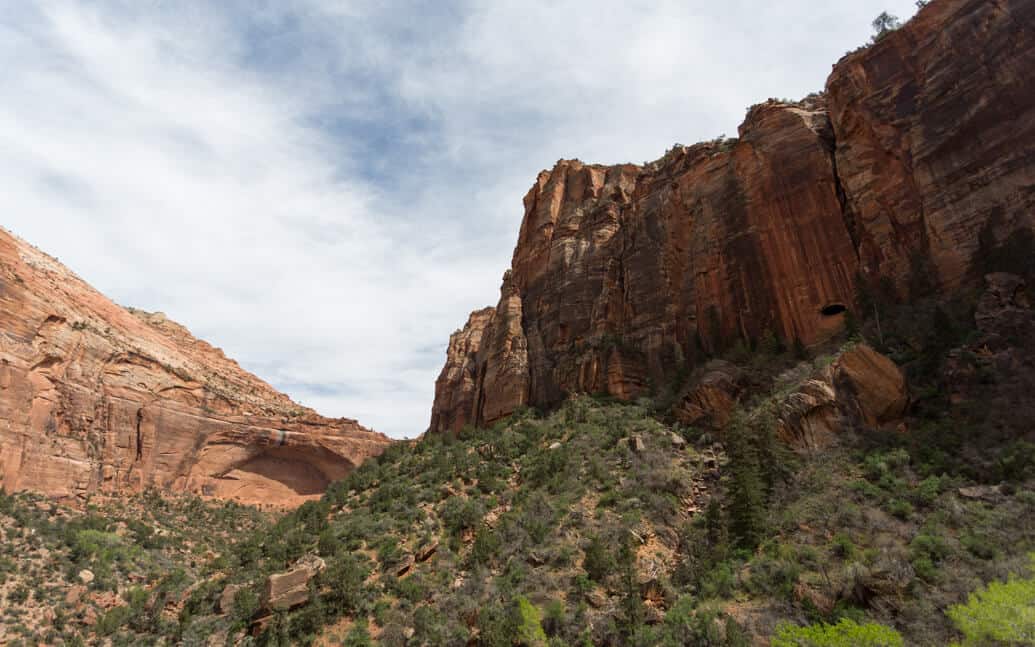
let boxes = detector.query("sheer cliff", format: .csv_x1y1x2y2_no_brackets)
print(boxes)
431,0,1035,433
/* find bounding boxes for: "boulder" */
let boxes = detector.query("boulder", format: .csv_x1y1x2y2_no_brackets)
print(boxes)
430,0,1034,436
65,585,86,606
958,485,1003,503
219,584,244,615
777,379,841,448
674,362,744,429
778,345,908,448
416,540,439,563
832,344,909,427
394,554,416,577
263,556,325,612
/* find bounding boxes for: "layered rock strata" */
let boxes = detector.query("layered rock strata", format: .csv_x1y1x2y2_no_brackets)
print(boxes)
431,0,1035,434
0,227,389,505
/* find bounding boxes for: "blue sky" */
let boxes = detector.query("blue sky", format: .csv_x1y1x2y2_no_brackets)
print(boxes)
0,0,921,438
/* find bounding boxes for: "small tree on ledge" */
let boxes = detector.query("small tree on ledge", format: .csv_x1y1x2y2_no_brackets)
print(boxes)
872,11,902,41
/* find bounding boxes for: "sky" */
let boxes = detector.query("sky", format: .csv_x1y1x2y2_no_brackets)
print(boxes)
0,0,921,438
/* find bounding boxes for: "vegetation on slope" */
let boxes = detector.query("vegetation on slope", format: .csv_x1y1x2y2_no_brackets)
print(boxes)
0,490,269,646
2,234,1034,646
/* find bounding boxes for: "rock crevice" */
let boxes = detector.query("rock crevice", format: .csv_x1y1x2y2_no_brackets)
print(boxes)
430,0,1035,435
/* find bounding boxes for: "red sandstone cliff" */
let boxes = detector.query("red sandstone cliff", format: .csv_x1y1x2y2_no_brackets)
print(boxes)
0,227,389,505
431,0,1035,434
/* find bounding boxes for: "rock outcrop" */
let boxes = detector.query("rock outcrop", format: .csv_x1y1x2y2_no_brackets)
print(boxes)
672,361,744,430
777,344,909,448
263,556,325,612
431,0,1035,434
0,227,389,505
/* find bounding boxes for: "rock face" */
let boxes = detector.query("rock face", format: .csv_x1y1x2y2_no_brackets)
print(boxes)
672,361,744,430
431,0,1035,434
0,227,389,505
777,345,909,448
827,0,1035,290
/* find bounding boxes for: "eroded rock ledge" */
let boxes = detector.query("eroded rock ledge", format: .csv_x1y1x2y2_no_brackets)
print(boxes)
431,0,1035,434
0,227,389,506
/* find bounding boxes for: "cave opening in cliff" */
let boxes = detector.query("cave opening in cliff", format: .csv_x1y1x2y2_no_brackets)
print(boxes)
821,303,847,317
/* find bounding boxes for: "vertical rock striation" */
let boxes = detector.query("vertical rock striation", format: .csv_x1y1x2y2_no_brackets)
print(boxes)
431,0,1035,434
827,0,1035,289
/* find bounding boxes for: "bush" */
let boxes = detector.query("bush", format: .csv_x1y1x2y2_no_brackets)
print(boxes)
512,596,548,646
96,605,132,636
440,498,484,538
772,618,904,646
320,553,370,615
886,499,914,520
471,527,501,566
699,561,736,599
831,534,855,560
232,587,260,624
478,597,547,647
343,623,374,647
910,532,950,583
914,475,943,506
947,554,1035,646
657,597,729,645
582,535,614,583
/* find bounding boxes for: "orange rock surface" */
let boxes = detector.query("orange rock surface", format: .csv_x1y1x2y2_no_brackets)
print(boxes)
0,227,388,505
431,0,1035,434
827,0,1035,290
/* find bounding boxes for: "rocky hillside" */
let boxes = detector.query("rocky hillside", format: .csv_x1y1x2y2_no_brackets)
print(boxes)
430,0,1035,434
49,263,1030,646
0,227,389,506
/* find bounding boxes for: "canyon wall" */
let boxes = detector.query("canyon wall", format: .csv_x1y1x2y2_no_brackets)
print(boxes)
0,228,389,505
431,0,1035,434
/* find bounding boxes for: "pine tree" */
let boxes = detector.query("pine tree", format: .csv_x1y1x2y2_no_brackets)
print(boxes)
725,416,768,550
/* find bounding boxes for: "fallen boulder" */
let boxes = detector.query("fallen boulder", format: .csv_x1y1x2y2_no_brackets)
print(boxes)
263,556,325,612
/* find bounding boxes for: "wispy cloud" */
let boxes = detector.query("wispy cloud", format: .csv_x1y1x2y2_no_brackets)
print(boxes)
0,0,920,437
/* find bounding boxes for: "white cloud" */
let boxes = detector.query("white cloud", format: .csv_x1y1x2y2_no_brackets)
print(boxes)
0,0,921,437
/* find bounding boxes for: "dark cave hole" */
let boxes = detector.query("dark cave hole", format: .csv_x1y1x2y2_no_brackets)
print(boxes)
821,303,848,317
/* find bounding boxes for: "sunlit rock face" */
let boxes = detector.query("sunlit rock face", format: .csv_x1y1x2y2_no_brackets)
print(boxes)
0,227,389,506
431,0,1035,434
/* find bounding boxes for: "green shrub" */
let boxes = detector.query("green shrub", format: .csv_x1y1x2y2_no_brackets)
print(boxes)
471,527,501,566
947,554,1035,646
960,532,997,560
343,623,374,647
320,553,370,615
582,535,614,583
772,618,904,646
513,596,548,646
886,499,913,520
746,554,800,600
542,599,565,637
910,532,950,583
831,533,855,560
699,561,736,599
913,476,944,506
232,587,260,624
96,605,132,636
657,597,729,645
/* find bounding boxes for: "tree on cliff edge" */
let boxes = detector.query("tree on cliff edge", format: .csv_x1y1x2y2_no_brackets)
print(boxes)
872,11,901,41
